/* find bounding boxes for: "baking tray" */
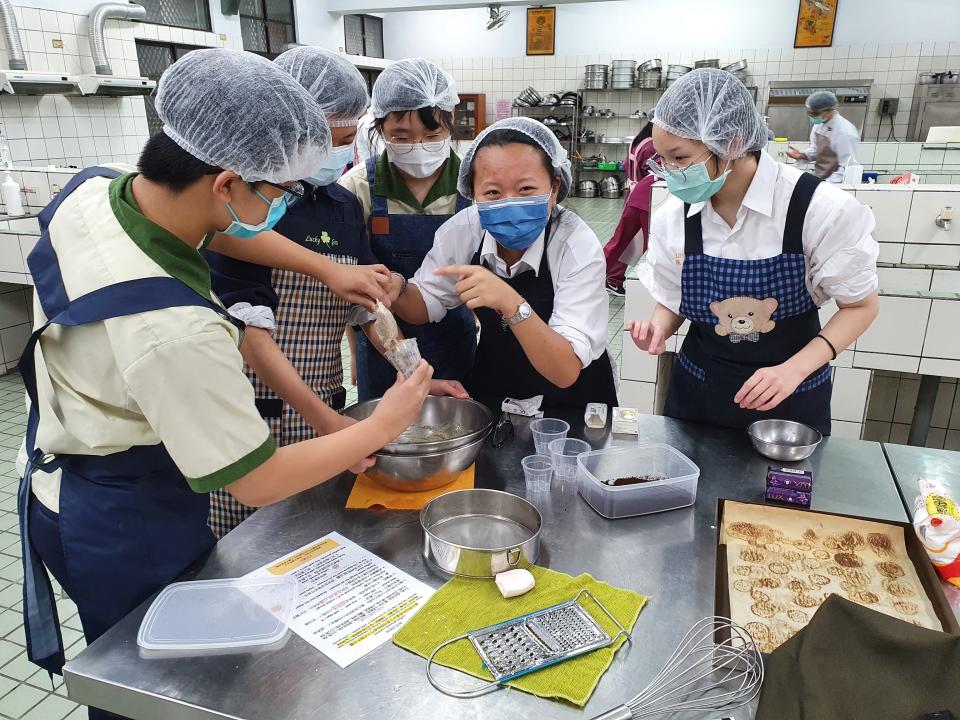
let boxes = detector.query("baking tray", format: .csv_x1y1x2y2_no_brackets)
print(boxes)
713,498,960,644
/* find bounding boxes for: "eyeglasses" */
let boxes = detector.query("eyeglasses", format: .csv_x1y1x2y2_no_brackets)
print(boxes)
646,149,712,182
254,180,306,206
489,412,514,449
385,138,449,155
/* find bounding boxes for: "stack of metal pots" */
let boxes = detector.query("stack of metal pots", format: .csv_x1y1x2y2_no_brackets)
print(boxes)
610,59,637,89
636,58,662,89
665,64,693,87
584,63,608,89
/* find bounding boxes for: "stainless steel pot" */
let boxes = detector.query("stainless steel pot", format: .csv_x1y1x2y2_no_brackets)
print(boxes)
723,58,749,73
667,63,693,74
420,489,542,577
920,72,941,84
345,396,493,457
695,59,720,68
599,176,622,198
942,71,959,84
638,58,662,72
578,180,598,197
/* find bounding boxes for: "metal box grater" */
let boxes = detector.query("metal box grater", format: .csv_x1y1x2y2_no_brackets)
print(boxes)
468,589,626,682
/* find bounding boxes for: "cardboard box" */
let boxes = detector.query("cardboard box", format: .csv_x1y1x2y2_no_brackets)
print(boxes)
714,498,960,643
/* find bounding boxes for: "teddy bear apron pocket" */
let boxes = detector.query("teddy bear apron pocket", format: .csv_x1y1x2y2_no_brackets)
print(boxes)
665,172,832,435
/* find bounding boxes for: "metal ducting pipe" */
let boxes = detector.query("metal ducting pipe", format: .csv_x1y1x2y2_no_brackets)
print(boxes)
88,2,146,76
0,0,26,71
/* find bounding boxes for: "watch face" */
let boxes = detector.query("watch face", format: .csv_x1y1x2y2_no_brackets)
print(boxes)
519,302,532,319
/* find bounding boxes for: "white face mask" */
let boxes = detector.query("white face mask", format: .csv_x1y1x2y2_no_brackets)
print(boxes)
386,138,451,178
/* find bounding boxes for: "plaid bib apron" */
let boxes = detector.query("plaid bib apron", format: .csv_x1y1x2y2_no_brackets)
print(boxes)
663,172,832,435
209,187,365,538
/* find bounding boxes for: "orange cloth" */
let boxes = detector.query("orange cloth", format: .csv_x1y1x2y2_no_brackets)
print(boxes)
346,465,475,510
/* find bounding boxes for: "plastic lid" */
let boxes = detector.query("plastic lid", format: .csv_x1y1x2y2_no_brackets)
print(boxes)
137,576,298,651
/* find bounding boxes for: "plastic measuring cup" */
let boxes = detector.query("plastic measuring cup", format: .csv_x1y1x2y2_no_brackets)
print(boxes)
530,418,570,456
548,438,591,481
522,455,553,493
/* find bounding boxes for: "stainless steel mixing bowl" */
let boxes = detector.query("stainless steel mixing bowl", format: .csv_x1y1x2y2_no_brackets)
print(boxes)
747,419,822,462
344,397,493,491
345,396,493,456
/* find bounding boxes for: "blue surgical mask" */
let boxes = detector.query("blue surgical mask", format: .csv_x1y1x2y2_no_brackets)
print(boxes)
809,115,826,125
476,193,551,250
663,160,731,204
306,143,355,187
223,187,287,239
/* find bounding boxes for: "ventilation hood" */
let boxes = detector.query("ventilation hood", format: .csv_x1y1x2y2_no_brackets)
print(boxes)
75,2,153,97
0,70,79,95
75,74,155,96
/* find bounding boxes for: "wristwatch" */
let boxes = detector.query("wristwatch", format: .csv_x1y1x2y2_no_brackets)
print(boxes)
504,299,532,326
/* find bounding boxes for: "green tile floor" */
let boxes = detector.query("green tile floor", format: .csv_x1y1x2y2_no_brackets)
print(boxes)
0,196,626,719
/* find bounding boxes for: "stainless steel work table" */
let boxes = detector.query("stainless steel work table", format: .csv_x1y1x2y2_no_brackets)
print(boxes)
882,441,960,622
63,414,906,720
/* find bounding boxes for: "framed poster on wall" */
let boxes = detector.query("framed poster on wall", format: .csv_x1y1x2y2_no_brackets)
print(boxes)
794,0,838,48
526,7,555,56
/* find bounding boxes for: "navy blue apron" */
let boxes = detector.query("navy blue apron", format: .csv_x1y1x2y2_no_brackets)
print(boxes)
355,157,477,400
663,172,832,435
468,216,618,411
18,168,236,707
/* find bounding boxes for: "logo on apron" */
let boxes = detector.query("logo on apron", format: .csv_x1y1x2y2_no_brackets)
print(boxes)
710,296,778,344
305,231,338,247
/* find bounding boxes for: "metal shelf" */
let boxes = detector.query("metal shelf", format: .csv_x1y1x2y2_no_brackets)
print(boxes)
581,116,647,120
581,87,665,93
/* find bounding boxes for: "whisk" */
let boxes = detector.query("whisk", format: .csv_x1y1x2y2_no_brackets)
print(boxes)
588,616,764,720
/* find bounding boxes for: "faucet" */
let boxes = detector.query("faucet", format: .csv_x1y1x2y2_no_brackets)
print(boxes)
936,206,953,231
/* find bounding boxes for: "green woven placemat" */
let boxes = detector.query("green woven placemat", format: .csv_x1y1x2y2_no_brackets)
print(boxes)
393,566,648,706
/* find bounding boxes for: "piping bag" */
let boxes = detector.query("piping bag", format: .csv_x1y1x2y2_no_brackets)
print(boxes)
913,477,960,589
373,300,422,378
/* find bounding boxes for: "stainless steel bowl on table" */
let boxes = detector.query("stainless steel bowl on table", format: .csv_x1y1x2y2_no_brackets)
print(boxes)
344,397,493,490
747,419,822,462
420,489,542,577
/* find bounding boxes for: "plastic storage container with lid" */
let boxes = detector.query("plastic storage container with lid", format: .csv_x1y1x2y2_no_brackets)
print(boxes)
576,444,699,519
137,575,299,653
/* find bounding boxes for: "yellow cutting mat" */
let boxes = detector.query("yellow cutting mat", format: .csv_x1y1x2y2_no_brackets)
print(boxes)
346,465,475,510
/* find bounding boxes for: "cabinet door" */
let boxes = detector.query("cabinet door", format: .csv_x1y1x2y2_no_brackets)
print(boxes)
855,188,911,244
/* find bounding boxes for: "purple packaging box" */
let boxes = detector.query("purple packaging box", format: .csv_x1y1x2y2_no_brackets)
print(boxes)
765,486,811,507
766,466,813,493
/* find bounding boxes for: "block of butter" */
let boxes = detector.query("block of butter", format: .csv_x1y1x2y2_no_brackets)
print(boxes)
494,569,536,599
612,406,639,435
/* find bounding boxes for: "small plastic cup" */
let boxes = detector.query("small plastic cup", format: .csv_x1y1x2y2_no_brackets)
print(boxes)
531,418,570,456
549,438,591,481
522,455,553,493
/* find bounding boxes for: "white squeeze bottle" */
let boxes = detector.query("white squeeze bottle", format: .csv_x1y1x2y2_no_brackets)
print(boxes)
2,173,22,216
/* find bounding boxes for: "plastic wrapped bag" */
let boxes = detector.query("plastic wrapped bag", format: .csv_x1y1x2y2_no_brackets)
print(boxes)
913,477,960,588
383,338,422,379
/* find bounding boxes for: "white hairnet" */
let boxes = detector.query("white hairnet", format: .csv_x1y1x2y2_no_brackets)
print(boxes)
369,58,459,118
653,68,768,160
274,47,368,126
806,90,839,112
457,117,573,202
155,48,331,183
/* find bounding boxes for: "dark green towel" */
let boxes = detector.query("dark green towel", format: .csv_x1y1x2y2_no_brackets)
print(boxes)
757,594,960,719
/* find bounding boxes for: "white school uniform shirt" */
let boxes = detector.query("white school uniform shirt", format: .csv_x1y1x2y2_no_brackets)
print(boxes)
411,205,609,369
639,151,878,316
798,111,861,183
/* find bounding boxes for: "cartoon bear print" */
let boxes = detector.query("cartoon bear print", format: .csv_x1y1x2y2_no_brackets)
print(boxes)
710,296,778,344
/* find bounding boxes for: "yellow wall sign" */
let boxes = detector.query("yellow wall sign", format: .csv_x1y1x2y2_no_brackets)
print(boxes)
794,0,839,49
267,538,339,575
526,7,556,57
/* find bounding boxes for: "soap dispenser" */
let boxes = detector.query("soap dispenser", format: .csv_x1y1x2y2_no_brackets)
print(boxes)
1,173,23,216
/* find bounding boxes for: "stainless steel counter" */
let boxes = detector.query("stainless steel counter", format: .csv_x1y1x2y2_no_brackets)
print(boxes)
882,441,960,621
63,414,906,720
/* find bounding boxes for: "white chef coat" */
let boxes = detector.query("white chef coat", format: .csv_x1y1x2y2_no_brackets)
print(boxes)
639,151,878,315
798,111,861,183
411,205,609,368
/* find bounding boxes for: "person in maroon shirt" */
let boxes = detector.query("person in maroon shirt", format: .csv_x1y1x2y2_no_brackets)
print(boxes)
604,119,657,295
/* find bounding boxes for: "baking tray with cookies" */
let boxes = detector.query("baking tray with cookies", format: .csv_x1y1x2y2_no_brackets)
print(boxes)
714,499,960,653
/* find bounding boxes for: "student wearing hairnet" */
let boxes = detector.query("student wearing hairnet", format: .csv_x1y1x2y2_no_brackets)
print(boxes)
787,90,861,182
339,59,477,401
16,49,432,715
387,117,618,409
203,48,464,538
628,69,878,435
